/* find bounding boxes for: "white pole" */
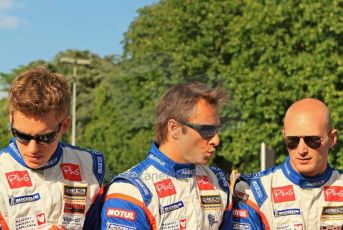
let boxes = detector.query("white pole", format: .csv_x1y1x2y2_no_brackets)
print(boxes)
71,65,77,146
59,57,91,146
261,142,266,170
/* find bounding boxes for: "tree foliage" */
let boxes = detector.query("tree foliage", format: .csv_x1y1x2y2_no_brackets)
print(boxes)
0,0,342,175
122,0,343,172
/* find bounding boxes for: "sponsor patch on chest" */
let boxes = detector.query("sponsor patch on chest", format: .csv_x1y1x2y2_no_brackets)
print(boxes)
161,201,184,214
161,218,186,230
320,225,343,230
274,208,301,217
321,206,343,221
61,215,85,228
324,186,343,202
272,185,295,203
8,193,41,206
200,195,222,209
60,163,82,181
63,185,87,202
154,178,176,198
15,213,47,229
5,170,32,189
276,223,303,230
64,203,85,214
196,175,215,190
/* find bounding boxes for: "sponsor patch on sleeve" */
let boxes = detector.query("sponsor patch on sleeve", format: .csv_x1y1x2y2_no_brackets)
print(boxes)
233,222,251,229
107,222,137,230
233,209,249,218
106,208,136,221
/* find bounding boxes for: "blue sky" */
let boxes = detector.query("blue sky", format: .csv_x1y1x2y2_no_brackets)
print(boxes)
0,0,157,73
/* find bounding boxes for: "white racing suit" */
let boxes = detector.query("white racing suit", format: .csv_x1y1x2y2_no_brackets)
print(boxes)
101,143,230,230
0,138,105,230
221,157,343,230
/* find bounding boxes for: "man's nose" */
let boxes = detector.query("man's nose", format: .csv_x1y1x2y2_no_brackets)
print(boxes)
297,138,308,155
28,140,40,153
209,133,220,147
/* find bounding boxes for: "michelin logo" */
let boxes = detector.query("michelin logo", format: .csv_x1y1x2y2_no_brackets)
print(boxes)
107,223,136,230
233,222,251,229
274,208,301,217
9,193,40,206
161,201,184,214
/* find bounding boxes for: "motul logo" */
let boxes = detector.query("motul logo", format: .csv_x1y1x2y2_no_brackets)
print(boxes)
60,163,82,181
272,185,295,203
154,178,176,198
196,175,214,190
233,209,248,218
324,186,343,202
5,171,32,189
106,208,136,221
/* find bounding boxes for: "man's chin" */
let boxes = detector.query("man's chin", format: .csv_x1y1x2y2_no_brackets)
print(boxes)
198,159,210,165
296,165,318,177
24,160,46,169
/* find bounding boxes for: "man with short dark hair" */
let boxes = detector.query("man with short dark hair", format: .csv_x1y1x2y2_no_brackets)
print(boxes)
0,66,105,229
101,82,230,229
222,98,341,229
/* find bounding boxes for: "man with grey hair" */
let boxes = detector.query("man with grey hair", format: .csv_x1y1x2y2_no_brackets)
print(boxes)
101,82,230,229
222,98,341,229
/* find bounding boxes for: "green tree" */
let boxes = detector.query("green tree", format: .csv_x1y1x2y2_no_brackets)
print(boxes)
81,53,179,176
122,0,343,172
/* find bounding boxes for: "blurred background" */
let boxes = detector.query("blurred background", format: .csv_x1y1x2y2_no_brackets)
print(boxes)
1,0,342,178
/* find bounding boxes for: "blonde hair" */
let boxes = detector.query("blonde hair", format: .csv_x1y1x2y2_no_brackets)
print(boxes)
8,66,70,118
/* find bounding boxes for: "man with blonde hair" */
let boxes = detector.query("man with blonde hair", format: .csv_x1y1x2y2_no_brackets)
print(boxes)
222,98,341,229
0,66,105,229
102,82,230,229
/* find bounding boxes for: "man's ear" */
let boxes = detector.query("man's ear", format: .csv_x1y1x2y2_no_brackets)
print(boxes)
60,116,71,134
167,119,182,140
9,113,12,124
329,129,338,148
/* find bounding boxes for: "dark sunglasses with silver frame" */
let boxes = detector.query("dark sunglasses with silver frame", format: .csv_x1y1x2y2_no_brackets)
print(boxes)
11,122,63,145
181,121,220,139
284,132,331,150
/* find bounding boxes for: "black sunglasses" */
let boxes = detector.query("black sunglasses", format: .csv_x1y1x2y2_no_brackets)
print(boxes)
284,134,330,149
11,122,63,145
181,121,220,138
